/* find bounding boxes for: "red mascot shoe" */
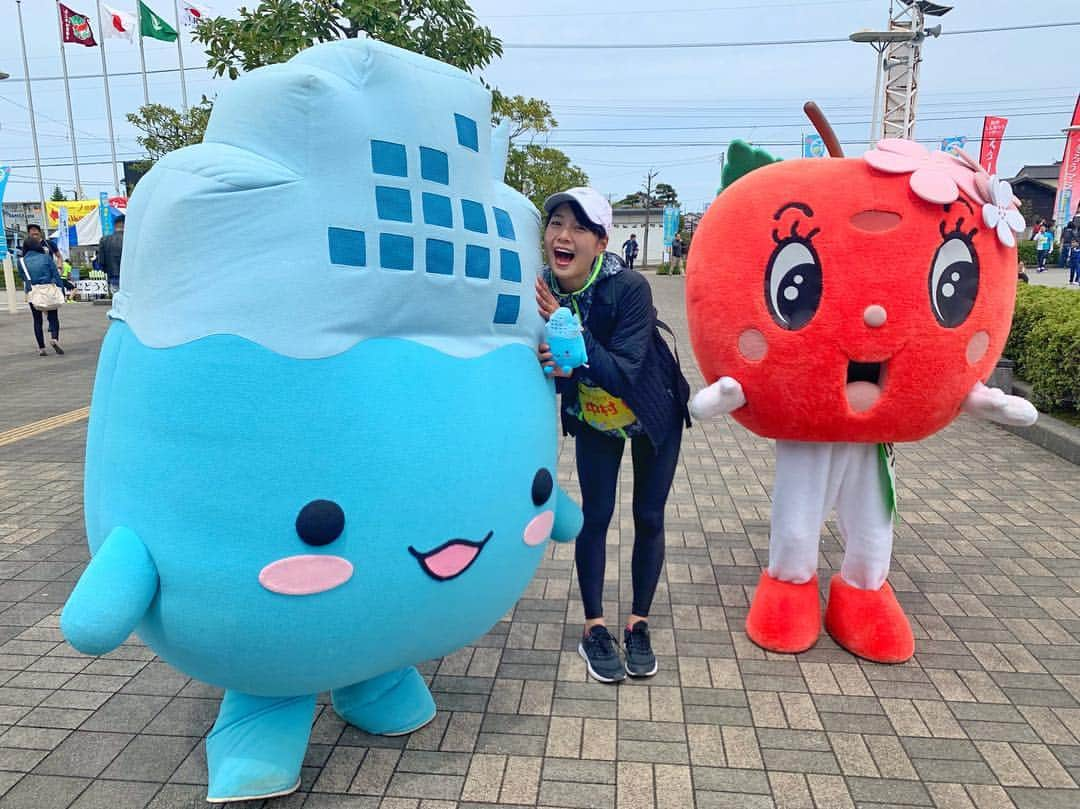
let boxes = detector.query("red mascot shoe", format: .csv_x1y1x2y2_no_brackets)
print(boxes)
824,575,914,664
745,571,821,653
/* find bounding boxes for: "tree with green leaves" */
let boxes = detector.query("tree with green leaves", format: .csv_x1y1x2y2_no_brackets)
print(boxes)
127,98,215,162
654,183,678,205
194,0,501,79
50,186,67,202
505,145,588,213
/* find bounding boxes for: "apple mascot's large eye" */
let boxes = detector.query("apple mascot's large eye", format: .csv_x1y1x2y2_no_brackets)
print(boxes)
765,238,822,330
929,234,979,328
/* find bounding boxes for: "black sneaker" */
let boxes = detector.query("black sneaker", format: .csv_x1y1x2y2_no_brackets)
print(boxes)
578,626,626,683
624,621,658,677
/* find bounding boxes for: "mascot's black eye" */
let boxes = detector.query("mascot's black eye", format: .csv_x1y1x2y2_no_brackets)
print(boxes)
532,469,554,506
295,500,345,546
929,235,979,328
765,239,822,330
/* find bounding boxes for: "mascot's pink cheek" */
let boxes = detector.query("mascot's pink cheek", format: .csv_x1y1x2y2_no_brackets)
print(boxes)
259,555,354,595
967,331,990,365
738,329,768,361
523,511,555,546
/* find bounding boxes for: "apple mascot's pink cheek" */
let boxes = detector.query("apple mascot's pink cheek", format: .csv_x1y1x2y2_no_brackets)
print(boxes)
738,329,768,361
967,331,990,366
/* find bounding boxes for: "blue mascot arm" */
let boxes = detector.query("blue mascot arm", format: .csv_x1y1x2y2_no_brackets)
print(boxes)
61,527,159,656
551,487,583,543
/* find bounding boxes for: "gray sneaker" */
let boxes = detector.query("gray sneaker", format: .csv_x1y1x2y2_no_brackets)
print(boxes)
624,621,658,677
578,626,626,683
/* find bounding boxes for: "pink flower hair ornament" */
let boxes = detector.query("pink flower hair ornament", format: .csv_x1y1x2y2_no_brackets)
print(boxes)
863,139,1024,247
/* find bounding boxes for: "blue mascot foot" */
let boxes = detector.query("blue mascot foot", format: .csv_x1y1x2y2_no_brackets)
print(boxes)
331,666,436,736
205,690,316,803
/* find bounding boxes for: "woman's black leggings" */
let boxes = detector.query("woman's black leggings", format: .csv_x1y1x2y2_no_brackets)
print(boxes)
29,304,59,349
574,423,682,621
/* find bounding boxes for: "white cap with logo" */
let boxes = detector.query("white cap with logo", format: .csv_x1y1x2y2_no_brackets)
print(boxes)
542,187,613,236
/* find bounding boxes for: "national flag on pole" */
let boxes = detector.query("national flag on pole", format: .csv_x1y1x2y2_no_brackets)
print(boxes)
102,4,136,41
978,116,1009,175
181,2,211,28
138,1,178,42
59,3,98,47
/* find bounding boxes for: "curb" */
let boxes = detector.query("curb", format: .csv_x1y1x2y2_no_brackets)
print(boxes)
1002,380,1080,466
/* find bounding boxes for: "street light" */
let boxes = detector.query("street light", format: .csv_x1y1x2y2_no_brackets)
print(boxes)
0,72,10,81
849,31,917,148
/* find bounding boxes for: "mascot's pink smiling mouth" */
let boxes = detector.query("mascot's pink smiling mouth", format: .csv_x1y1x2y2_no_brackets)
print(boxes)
409,531,493,581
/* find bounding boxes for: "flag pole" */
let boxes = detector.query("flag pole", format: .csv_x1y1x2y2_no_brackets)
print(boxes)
16,0,48,224
95,0,121,194
173,0,189,110
55,1,84,199
138,6,150,106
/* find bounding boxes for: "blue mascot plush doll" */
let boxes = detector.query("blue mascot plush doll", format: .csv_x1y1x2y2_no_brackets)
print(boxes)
544,306,588,375
60,39,583,804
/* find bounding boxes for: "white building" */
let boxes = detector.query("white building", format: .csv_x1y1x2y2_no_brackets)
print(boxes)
609,207,666,267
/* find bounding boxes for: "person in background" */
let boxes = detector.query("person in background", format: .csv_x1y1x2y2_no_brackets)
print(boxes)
536,187,691,683
1034,222,1054,272
1068,239,1080,286
26,224,61,268
98,215,125,295
19,233,65,356
622,233,639,270
1060,220,1076,268
60,256,76,298
670,234,685,274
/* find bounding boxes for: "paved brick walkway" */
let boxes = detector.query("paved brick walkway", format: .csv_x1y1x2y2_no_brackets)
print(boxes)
0,280,1078,809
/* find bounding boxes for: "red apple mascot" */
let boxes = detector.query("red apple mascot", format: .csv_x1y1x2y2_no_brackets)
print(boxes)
686,104,1035,663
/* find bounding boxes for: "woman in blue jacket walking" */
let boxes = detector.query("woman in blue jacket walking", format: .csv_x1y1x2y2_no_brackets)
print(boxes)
536,187,690,683
20,235,65,356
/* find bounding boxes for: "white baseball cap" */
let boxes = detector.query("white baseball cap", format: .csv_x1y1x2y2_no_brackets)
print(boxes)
542,187,613,236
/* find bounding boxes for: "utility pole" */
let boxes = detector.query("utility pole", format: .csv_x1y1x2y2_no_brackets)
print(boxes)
642,168,658,269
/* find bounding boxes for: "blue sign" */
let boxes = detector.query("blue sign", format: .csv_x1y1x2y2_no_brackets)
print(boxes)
940,136,967,156
0,166,9,260
802,134,826,159
99,191,113,238
662,205,679,247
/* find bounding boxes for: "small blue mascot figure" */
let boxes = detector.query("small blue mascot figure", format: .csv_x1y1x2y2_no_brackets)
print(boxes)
545,307,588,375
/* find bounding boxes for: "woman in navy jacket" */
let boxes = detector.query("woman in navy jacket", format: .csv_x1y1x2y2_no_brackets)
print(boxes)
537,187,690,684
20,235,65,356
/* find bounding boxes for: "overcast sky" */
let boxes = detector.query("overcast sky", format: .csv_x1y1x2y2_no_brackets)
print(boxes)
1,0,1077,212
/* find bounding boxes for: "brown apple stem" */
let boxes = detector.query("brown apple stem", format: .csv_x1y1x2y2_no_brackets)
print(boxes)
803,102,845,158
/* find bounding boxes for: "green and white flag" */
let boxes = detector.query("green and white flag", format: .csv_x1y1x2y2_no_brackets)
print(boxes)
138,1,177,42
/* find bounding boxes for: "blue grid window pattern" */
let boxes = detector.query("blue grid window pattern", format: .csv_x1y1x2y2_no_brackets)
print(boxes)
420,147,450,185
454,114,479,152
371,140,408,177
461,200,488,234
465,245,490,279
493,294,520,325
493,208,516,240
422,193,453,229
380,234,413,271
426,239,454,275
376,186,412,223
500,249,521,283
328,227,366,267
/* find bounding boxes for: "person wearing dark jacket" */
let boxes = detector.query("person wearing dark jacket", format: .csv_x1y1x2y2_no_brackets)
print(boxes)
20,235,65,356
536,187,690,684
98,215,125,294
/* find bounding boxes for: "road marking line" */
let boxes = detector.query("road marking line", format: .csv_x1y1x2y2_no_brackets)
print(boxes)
0,407,90,447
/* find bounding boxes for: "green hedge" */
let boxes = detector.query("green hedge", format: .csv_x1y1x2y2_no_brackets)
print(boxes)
1004,285,1080,411
1017,239,1060,267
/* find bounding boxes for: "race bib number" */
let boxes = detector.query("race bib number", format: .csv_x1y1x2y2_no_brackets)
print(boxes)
577,383,637,433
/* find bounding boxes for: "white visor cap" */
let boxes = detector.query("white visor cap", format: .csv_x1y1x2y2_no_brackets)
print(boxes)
542,187,613,237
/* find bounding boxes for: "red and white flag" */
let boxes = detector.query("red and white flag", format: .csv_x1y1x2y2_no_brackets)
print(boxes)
59,3,98,47
102,4,136,41
181,2,211,28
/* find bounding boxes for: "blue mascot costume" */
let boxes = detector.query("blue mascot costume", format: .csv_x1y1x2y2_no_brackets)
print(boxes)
61,39,583,803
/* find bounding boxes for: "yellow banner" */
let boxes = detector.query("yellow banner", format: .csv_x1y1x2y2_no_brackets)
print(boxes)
46,200,100,228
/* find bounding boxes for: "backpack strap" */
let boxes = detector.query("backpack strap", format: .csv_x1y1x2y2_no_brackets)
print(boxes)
18,257,31,283
655,318,681,368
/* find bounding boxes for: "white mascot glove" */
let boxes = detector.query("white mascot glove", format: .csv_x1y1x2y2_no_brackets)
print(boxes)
961,381,1038,427
690,376,746,420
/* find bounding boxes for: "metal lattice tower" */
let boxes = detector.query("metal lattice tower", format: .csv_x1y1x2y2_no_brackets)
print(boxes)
879,1,952,140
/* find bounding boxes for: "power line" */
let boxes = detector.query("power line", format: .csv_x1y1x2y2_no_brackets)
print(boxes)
485,0,873,19
503,20,1080,49
541,133,1066,148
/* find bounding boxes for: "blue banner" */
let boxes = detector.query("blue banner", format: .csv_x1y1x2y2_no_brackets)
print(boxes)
940,136,967,156
0,166,9,260
99,191,113,238
662,205,679,247
802,134,826,159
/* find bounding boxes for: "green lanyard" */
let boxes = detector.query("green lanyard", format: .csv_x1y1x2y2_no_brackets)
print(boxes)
551,255,603,320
